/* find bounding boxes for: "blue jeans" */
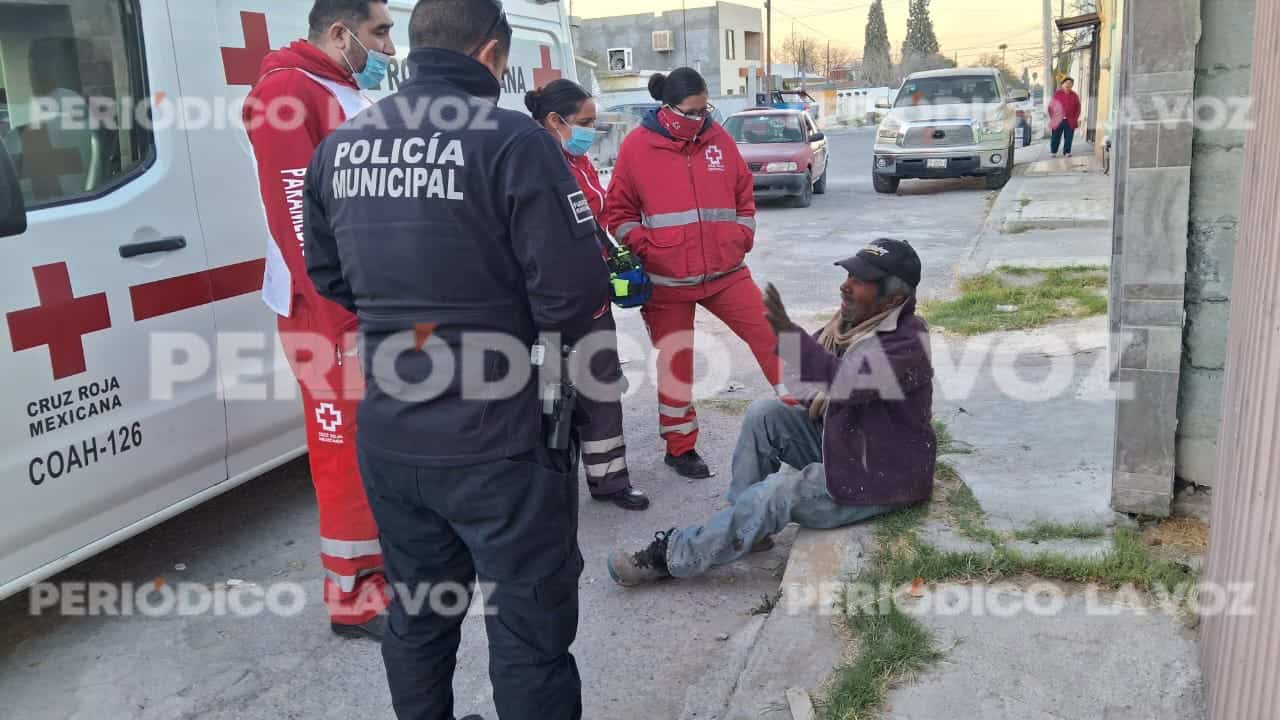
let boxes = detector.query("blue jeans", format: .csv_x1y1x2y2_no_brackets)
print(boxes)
666,400,900,578
1051,120,1075,155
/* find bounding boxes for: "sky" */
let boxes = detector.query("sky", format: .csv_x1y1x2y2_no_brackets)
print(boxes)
569,0,1053,74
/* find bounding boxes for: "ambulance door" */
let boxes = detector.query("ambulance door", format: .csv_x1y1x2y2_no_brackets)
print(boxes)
0,0,229,593
167,1,316,478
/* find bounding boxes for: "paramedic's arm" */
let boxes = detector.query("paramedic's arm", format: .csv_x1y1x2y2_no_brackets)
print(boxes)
502,129,610,343
600,144,653,257
303,147,355,314
245,73,330,288
730,142,758,252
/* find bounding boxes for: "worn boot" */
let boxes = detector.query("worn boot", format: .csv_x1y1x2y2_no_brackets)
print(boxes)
751,535,775,553
330,613,386,642
665,450,712,479
608,530,674,587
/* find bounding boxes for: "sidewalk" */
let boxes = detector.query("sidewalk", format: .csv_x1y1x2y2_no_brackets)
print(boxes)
688,142,1209,720
958,140,1113,278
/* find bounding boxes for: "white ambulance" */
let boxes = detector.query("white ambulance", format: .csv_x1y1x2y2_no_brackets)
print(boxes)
0,0,579,600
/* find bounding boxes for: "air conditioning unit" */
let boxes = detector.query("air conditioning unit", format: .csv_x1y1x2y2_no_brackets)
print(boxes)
607,48,634,72
652,30,674,52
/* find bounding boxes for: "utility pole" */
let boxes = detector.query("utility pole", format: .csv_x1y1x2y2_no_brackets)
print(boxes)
1058,0,1065,63
1043,0,1055,111
765,0,773,95
682,0,689,66
826,40,831,80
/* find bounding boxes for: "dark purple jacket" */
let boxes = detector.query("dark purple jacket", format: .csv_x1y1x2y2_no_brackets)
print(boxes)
789,299,936,506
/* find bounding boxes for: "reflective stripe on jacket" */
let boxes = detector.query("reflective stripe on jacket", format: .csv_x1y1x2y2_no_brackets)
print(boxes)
600,110,756,287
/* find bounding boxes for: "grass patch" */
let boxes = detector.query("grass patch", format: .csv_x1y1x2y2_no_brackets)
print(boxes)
823,606,943,720
932,419,973,456
921,265,1109,335
698,398,753,415
1013,521,1108,542
943,481,1006,547
822,483,1197,719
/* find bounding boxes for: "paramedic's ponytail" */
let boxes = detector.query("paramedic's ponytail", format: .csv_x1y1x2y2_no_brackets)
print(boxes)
525,79,591,122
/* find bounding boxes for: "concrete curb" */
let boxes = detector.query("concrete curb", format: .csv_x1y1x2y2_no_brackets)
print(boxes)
680,525,875,720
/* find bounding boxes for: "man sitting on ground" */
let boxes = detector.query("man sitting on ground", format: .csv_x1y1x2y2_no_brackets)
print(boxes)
608,239,937,585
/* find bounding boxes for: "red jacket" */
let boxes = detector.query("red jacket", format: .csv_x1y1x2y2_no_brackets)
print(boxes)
601,111,756,289
564,149,607,218
1049,89,1082,130
245,40,369,338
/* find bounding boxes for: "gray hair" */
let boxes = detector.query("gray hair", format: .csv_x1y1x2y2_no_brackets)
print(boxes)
877,275,916,301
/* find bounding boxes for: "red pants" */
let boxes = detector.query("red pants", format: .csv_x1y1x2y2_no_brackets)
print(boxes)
641,270,786,457
278,307,388,625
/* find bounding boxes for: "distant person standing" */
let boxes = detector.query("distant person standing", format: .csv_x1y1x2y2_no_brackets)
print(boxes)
1049,77,1081,158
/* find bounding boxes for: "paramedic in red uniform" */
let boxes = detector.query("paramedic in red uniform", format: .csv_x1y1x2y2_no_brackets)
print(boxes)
245,0,395,640
601,67,791,480
525,79,649,511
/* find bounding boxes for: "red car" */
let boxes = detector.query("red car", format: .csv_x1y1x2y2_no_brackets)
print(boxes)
723,108,830,208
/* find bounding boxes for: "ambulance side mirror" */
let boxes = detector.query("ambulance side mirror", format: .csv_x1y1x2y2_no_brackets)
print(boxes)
0,142,26,238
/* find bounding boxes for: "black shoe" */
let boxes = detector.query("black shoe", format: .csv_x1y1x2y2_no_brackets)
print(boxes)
330,614,386,642
593,487,651,511
608,529,674,586
665,451,712,479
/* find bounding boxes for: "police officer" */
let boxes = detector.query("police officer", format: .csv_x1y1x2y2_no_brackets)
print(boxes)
303,1,608,718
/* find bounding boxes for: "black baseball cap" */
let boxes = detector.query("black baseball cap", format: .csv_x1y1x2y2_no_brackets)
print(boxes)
835,238,922,289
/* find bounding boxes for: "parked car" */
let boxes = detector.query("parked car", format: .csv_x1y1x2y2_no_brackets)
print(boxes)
762,90,821,122
606,102,725,125
724,108,829,207
872,67,1028,193
1013,95,1038,146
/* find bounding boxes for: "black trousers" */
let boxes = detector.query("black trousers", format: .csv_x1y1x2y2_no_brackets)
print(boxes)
1051,120,1075,155
359,444,584,720
574,310,631,497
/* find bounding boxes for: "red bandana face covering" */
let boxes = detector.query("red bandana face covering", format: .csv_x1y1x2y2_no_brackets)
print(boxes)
657,106,705,143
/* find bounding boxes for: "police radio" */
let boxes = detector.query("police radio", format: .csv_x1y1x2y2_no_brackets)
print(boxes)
597,229,652,309
532,339,577,451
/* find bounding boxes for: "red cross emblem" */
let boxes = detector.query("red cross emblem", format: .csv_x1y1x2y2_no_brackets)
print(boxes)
315,403,343,433
7,263,112,380
533,46,562,90
705,145,724,168
221,11,272,86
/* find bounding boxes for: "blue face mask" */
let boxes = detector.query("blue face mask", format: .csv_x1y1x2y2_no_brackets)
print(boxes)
563,125,597,156
342,26,390,90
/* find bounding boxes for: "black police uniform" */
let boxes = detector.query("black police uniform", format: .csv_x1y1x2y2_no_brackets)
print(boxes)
304,48,608,720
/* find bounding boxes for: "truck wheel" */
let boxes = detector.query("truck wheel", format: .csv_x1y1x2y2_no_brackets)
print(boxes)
873,173,900,194
792,171,814,207
813,165,829,195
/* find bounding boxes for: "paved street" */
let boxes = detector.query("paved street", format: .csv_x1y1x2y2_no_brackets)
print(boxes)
0,127,1014,720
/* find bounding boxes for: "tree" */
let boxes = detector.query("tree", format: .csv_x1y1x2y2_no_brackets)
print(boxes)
779,34,822,76
902,0,940,59
975,53,1022,90
895,51,952,83
823,44,857,78
862,0,894,87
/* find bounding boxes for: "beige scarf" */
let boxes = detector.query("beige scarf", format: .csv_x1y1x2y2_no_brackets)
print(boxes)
808,304,901,420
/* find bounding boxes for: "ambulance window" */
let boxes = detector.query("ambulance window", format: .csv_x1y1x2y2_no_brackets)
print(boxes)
0,0,151,209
